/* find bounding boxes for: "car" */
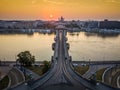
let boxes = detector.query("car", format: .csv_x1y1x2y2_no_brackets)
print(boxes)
73,63,78,66
81,63,86,66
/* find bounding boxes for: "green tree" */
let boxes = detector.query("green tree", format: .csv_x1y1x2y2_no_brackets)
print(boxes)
42,61,50,74
17,51,35,66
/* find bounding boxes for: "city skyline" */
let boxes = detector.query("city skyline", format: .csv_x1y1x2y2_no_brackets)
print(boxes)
0,0,120,20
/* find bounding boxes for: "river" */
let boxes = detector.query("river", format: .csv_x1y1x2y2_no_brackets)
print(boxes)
0,32,120,61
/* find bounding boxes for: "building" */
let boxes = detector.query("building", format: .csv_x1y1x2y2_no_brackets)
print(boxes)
84,21,99,29
99,19,120,29
58,16,64,22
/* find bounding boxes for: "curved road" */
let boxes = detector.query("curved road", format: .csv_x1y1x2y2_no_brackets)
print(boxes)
83,65,113,79
8,67,25,88
103,66,120,88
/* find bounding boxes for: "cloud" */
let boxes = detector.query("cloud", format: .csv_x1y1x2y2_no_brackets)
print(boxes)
103,0,120,3
32,0,37,4
43,0,63,5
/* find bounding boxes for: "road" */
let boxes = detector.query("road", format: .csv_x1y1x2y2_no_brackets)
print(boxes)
103,65,120,88
0,66,12,80
31,30,87,90
16,66,40,79
83,64,114,79
7,67,25,88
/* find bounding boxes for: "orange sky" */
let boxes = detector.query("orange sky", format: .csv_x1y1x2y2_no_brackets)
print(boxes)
0,0,120,20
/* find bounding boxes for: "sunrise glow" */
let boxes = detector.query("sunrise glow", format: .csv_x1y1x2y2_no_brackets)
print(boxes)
0,0,120,20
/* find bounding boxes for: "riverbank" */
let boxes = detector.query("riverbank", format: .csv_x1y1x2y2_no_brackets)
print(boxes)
0,60,120,66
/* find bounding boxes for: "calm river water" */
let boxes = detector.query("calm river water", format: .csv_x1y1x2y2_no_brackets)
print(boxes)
0,32,120,61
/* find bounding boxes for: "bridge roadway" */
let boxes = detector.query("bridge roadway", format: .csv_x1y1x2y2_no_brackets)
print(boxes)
31,30,87,90
8,30,120,90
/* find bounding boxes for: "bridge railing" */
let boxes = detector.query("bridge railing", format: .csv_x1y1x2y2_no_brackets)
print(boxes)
63,30,70,60
52,31,59,62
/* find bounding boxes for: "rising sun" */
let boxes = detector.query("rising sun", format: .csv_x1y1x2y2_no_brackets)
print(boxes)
49,14,53,18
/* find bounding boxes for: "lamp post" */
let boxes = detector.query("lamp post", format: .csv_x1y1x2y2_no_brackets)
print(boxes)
0,59,1,66
15,54,17,67
91,72,97,85
89,59,91,65
4,58,5,65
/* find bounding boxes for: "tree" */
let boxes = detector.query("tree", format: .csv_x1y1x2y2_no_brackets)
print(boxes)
42,61,51,74
17,51,35,66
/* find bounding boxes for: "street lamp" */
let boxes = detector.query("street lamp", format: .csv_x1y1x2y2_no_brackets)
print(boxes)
89,59,91,65
90,72,97,85
0,59,1,66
